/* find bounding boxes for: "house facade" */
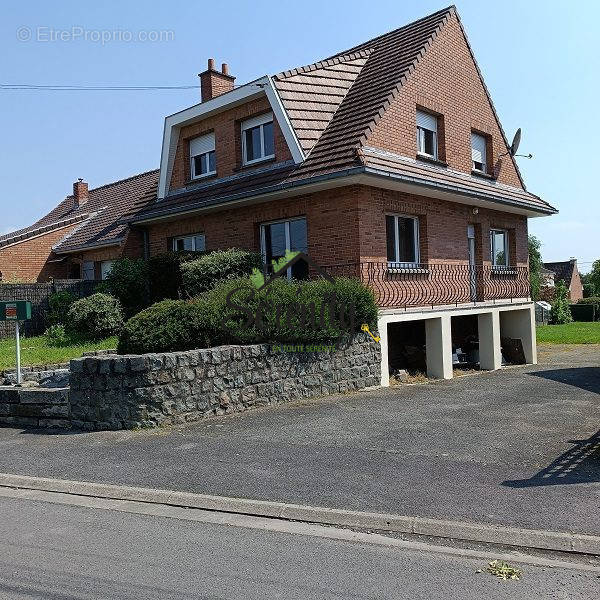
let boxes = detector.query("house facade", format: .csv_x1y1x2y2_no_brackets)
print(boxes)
129,6,555,383
0,171,158,283
543,259,583,302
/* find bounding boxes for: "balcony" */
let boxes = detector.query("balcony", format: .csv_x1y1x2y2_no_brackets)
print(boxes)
322,262,530,309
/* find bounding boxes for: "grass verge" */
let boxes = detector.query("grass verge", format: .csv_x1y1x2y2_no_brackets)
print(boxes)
536,322,600,344
0,335,117,370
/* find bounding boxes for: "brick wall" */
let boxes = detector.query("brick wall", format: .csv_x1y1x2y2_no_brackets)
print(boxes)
0,224,79,282
366,11,524,189
169,96,292,191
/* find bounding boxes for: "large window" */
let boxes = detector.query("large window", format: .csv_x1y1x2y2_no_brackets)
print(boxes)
416,110,438,159
386,214,420,265
260,217,308,280
490,229,508,267
173,233,205,252
190,132,216,179
242,113,275,165
471,132,488,173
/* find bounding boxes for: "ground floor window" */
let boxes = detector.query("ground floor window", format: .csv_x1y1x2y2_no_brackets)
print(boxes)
173,233,205,252
100,260,115,280
260,217,308,279
490,229,508,267
82,261,95,281
386,214,420,265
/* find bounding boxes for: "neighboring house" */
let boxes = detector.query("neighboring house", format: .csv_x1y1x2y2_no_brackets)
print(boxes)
127,6,556,383
543,259,583,302
0,171,158,282
538,266,556,302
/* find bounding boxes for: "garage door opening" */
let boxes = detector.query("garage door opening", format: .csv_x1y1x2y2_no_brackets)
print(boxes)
387,320,426,378
451,315,480,371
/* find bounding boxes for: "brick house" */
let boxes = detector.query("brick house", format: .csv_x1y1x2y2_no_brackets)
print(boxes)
127,6,556,383
543,259,583,302
0,171,158,283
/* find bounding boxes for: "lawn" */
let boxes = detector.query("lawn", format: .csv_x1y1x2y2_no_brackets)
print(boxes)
0,335,117,370
536,322,600,344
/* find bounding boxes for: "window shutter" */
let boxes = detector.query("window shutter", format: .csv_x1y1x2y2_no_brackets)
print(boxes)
167,236,174,251
416,110,437,132
471,132,487,164
242,112,273,131
189,132,215,158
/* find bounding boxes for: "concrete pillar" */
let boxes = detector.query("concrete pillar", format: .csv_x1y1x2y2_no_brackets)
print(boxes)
499,306,537,365
425,315,453,379
478,311,502,371
378,316,390,387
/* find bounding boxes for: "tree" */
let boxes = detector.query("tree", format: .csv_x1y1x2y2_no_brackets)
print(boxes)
550,280,573,324
528,235,543,301
588,259,600,297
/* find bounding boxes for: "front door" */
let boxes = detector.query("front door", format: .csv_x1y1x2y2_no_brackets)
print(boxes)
467,225,477,301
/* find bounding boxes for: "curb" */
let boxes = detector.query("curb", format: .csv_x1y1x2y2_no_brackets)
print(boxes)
0,472,598,556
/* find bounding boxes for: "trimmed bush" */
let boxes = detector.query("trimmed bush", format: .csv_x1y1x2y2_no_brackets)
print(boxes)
45,324,71,347
117,299,216,354
103,258,150,317
118,275,378,354
66,293,124,340
181,249,262,297
47,291,76,326
148,251,202,302
577,296,600,306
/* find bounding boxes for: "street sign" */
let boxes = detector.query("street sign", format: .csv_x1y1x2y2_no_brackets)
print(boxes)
0,301,32,321
0,301,32,385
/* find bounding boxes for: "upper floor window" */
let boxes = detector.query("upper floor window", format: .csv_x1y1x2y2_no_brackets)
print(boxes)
386,214,420,265
190,133,216,179
471,132,488,173
416,110,438,159
490,229,508,267
242,112,275,165
173,233,205,252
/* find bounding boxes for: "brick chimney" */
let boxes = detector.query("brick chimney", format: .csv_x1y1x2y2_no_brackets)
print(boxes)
73,178,88,208
199,58,235,102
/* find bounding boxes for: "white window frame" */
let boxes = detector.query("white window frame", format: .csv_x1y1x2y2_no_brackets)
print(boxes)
386,213,420,266
241,112,275,166
416,110,438,160
172,233,206,252
489,228,509,267
471,132,488,173
259,216,307,279
189,133,216,180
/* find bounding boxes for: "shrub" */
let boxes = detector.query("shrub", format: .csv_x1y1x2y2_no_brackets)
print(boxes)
550,280,573,325
103,258,150,317
45,324,71,347
117,299,216,354
577,296,600,306
117,275,378,354
47,291,76,326
66,293,124,340
147,251,201,302
181,249,262,297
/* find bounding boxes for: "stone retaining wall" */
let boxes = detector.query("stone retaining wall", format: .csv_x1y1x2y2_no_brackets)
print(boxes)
69,336,380,431
0,387,70,428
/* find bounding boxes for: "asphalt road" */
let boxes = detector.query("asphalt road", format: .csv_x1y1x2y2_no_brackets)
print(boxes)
0,344,597,535
0,495,597,599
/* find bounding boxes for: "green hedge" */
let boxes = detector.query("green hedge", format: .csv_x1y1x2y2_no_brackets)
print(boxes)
148,251,202,302
47,291,76,326
103,258,150,317
118,276,378,354
181,249,262,297
66,293,124,340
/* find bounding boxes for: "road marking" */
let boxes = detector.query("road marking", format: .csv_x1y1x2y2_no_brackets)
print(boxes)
0,485,598,574
0,472,598,558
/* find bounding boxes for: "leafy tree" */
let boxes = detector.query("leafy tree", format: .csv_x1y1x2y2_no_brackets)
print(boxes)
528,235,543,301
588,260,600,296
550,280,573,324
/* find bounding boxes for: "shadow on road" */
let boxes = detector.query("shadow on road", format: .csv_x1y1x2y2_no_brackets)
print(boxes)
503,429,600,488
526,367,600,394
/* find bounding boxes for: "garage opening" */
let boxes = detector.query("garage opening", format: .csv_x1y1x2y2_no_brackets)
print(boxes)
387,320,426,379
499,311,529,365
450,315,480,372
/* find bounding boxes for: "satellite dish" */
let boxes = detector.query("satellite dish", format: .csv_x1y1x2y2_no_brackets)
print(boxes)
510,128,521,157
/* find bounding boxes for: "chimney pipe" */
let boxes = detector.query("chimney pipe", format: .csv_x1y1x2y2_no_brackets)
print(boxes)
199,58,235,102
73,178,88,208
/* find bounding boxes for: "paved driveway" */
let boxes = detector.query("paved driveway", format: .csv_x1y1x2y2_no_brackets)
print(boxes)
0,344,597,535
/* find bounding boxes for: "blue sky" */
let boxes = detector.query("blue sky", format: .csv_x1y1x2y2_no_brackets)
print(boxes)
0,1,597,271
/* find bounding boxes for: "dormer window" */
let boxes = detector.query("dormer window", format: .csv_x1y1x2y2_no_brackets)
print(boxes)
471,132,488,173
241,112,275,165
190,132,216,179
416,110,438,159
